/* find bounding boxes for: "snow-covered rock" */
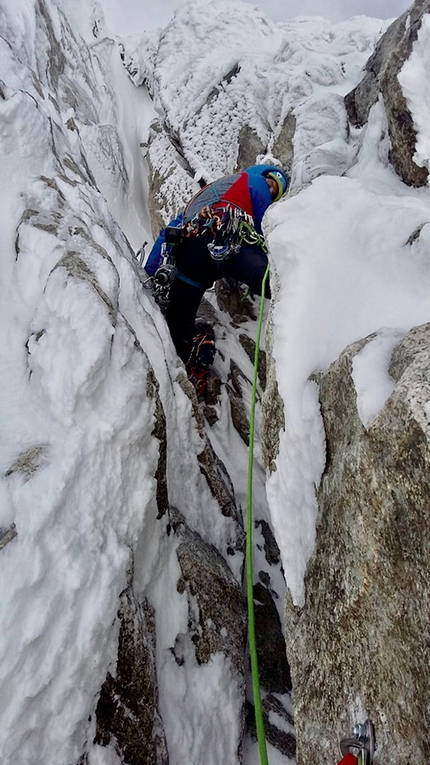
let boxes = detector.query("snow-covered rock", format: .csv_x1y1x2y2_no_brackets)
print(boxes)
345,0,430,186
122,1,388,229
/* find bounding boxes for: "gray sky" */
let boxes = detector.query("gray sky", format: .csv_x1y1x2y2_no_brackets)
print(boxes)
258,0,412,23
102,0,413,35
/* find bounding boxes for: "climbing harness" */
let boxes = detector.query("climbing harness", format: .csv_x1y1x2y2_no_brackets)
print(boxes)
338,719,375,765
144,205,267,310
246,264,270,765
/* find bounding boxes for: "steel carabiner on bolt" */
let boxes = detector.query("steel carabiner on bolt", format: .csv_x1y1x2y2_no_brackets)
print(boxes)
340,719,375,765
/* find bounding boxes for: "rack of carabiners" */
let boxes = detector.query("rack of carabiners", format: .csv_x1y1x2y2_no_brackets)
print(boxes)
338,719,375,765
183,203,268,261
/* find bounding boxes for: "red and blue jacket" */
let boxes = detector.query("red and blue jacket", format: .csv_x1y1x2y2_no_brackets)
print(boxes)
144,164,288,275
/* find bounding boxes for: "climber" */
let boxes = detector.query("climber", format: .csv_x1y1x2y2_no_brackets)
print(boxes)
144,164,289,376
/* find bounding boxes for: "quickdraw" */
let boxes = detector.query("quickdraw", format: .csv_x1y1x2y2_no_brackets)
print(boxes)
239,218,268,251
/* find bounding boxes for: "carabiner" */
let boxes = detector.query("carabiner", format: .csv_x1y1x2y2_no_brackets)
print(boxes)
339,719,375,765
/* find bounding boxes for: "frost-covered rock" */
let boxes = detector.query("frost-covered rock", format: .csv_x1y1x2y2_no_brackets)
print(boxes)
345,0,430,186
94,582,169,765
120,2,387,226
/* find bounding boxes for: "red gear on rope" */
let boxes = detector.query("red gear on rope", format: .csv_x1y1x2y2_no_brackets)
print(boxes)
338,754,358,765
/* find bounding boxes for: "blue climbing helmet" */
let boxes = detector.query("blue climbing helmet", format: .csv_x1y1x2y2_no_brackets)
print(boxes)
264,169,289,201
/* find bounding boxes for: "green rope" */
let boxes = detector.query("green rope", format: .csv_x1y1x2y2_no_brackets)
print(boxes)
246,264,270,765
239,219,268,252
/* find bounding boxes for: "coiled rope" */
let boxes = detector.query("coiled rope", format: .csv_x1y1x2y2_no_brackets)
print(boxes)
246,264,270,765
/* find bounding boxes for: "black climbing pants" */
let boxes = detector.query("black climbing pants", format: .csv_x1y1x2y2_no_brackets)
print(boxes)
165,232,271,362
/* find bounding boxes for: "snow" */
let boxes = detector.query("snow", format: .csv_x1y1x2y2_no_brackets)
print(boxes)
351,329,403,427
79,36,155,250
1,0,430,762
158,650,244,765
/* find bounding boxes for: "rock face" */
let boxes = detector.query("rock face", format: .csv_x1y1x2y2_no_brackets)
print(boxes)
95,583,169,765
344,0,430,186
171,507,247,676
284,325,430,765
